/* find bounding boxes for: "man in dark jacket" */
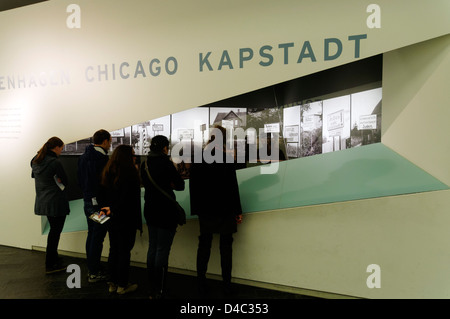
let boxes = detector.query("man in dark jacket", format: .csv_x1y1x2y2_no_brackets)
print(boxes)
77,129,111,282
189,126,243,296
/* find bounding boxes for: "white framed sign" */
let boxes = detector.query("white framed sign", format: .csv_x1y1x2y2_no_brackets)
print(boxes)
327,110,344,131
359,115,377,130
110,128,125,137
178,128,194,140
284,125,299,143
264,123,280,133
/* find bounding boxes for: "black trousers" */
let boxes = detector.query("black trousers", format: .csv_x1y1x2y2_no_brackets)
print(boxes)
46,216,66,266
197,232,233,283
108,227,136,287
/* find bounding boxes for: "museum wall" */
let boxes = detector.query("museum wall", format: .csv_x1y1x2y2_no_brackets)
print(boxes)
0,0,449,298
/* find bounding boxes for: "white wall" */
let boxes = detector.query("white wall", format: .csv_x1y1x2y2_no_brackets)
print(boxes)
0,0,449,298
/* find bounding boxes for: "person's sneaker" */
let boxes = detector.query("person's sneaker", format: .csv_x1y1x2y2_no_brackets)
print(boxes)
117,283,138,295
45,263,67,275
108,282,118,293
88,271,109,283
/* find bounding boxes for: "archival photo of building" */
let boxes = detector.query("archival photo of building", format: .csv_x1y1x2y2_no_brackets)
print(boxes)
210,107,247,129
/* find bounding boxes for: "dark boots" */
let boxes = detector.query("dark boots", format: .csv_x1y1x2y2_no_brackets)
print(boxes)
148,266,168,299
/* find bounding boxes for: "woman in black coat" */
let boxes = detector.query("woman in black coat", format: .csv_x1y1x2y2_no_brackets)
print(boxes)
189,126,243,295
99,145,142,295
31,136,70,274
140,135,185,299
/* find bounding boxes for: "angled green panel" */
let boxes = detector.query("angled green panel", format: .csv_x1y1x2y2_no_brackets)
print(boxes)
43,199,89,235
64,199,86,233
56,143,447,234
279,143,448,208
237,163,287,213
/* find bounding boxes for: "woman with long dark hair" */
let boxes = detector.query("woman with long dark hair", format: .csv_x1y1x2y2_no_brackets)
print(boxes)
99,145,142,295
31,136,70,274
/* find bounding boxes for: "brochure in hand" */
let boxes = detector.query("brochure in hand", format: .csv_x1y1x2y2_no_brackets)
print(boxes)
89,211,110,224
53,174,65,191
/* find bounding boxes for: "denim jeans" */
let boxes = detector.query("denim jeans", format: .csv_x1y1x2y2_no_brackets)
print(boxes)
147,225,176,271
84,200,108,275
147,224,176,294
108,226,136,287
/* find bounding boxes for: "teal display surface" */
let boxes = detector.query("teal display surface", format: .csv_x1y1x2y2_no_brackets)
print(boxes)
44,143,448,234
42,189,193,235
237,143,448,213
278,143,448,209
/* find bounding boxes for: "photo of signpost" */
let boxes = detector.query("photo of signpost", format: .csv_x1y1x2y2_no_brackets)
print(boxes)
322,95,351,153
283,105,300,158
147,115,171,140
350,87,382,147
171,108,209,178
171,107,209,146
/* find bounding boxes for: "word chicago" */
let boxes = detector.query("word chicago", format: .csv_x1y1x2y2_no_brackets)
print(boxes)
0,33,367,89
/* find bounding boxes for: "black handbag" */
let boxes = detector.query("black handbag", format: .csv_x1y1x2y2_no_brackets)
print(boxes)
143,160,186,226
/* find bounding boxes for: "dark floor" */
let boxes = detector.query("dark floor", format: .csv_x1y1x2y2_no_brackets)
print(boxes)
0,245,319,301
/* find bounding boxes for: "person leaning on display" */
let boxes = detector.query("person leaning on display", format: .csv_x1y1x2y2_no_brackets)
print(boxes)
77,129,112,283
31,136,70,275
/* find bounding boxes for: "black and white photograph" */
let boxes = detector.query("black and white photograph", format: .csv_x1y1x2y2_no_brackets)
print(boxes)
171,108,209,147
246,107,282,135
283,105,301,158
350,87,382,148
209,107,248,150
286,142,300,158
147,115,171,141
129,123,151,156
209,107,247,129
62,138,91,155
301,101,323,157
322,95,351,154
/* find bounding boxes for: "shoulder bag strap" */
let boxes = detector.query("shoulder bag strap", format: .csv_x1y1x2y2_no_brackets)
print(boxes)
143,160,178,205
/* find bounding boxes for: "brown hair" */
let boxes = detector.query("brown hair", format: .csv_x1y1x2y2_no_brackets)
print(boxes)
32,136,64,164
101,145,139,188
93,129,111,145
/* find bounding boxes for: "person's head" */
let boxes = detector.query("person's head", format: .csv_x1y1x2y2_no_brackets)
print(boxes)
33,136,64,164
93,129,111,150
150,135,170,154
101,144,138,187
207,125,227,147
